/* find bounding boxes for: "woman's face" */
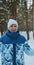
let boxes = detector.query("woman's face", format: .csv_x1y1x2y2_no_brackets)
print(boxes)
9,24,18,32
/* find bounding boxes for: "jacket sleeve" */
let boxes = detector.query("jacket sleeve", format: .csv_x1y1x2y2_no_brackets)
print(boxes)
23,41,34,56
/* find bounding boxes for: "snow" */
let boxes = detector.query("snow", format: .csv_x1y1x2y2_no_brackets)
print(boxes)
0,31,34,65
20,31,34,65
24,39,34,65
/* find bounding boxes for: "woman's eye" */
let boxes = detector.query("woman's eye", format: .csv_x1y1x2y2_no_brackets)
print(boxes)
11,25,17,27
10,25,17,27
14,26,16,27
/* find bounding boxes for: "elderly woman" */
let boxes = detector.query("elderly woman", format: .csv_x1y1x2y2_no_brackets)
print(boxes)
0,19,34,65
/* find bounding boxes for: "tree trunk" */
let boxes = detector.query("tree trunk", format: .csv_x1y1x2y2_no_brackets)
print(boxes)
0,23,3,35
32,0,34,38
12,0,17,20
24,0,29,40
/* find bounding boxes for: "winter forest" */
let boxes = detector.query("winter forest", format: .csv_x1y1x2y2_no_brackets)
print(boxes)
0,0,34,40
0,0,34,65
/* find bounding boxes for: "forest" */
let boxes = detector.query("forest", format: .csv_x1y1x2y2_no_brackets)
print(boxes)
0,0,34,39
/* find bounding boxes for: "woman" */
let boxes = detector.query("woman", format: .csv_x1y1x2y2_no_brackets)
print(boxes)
0,19,34,65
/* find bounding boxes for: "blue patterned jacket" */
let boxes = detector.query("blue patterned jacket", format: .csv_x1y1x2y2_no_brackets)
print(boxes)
0,30,34,65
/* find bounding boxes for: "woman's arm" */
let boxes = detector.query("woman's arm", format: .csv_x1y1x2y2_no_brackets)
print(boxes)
23,41,34,56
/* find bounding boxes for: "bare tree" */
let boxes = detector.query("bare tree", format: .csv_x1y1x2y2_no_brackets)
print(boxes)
24,0,29,40
11,0,17,20
32,0,34,37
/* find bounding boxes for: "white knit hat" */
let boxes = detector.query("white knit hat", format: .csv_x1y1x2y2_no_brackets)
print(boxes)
7,19,18,29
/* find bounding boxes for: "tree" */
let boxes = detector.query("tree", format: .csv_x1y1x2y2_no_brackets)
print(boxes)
24,0,29,40
32,0,34,37
0,0,19,34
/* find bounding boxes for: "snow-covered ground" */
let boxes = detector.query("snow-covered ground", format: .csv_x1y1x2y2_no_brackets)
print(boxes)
0,31,34,65
20,31,34,65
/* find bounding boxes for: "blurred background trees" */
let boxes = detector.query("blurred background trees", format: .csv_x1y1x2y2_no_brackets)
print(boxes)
0,0,34,39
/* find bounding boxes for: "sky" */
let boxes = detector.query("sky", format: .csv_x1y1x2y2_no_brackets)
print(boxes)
27,0,32,9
